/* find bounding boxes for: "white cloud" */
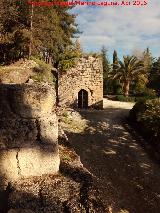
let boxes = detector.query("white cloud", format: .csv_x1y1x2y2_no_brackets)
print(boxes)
72,0,160,58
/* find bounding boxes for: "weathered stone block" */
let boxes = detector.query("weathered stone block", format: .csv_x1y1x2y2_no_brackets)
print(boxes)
38,114,58,145
0,118,37,149
0,83,56,118
18,145,59,178
0,83,59,182
0,149,19,180
0,145,59,181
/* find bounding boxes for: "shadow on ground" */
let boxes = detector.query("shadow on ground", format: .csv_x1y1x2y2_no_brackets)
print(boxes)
66,107,160,213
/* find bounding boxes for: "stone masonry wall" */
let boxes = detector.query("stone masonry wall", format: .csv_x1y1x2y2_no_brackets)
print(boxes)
58,55,103,109
0,83,59,182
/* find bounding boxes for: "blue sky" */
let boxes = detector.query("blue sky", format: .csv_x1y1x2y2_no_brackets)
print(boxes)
71,0,160,62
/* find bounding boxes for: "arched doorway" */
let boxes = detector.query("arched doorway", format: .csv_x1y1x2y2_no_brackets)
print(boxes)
78,89,88,109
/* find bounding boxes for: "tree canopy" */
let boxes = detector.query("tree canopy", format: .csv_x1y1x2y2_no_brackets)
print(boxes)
111,55,144,96
101,46,110,94
0,0,79,65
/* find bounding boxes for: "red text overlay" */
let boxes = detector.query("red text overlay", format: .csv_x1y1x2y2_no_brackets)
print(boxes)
28,1,148,7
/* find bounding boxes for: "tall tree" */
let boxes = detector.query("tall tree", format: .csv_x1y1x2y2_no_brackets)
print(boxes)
0,0,30,63
101,46,110,94
131,47,152,94
111,55,144,96
143,47,153,76
101,46,110,79
27,2,79,66
58,41,82,71
113,50,118,72
111,50,123,94
74,39,83,56
0,0,79,65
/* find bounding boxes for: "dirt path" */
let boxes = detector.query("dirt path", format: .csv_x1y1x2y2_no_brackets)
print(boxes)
67,99,160,213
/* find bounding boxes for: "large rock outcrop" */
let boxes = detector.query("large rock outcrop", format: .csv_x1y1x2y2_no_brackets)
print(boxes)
0,83,59,182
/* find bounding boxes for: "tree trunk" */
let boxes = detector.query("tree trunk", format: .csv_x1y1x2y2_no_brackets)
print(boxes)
123,81,130,96
48,55,52,65
29,4,34,59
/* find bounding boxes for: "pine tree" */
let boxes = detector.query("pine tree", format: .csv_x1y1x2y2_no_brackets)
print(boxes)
0,0,30,63
27,2,79,66
0,0,79,65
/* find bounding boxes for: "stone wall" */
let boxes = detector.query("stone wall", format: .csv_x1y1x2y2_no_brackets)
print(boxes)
58,55,103,109
0,83,59,182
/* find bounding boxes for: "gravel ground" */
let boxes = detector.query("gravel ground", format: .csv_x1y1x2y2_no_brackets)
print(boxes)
65,99,160,213
103,99,135,109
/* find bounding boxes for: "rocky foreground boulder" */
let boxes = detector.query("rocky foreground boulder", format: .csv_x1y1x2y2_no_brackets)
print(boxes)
0,83,107,213
0,83,59,182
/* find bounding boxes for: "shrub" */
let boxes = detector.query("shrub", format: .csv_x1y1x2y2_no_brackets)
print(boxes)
129,98,160,142
114,83,123,95
131,88,157,102
134,88,157,101
129,100,147,121
135,96,153,102
116,95,135,102
141,88,157,99
31,57,55,83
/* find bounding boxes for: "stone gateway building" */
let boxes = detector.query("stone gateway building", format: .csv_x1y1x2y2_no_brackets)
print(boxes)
58,55,103,109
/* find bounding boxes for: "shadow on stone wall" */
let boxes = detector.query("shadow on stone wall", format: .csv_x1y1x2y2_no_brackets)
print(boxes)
0,83,59,212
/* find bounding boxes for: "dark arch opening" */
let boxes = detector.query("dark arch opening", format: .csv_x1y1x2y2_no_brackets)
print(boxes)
78,89,88,109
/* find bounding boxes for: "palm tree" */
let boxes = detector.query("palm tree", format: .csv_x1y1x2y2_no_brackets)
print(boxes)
111,55,145,96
